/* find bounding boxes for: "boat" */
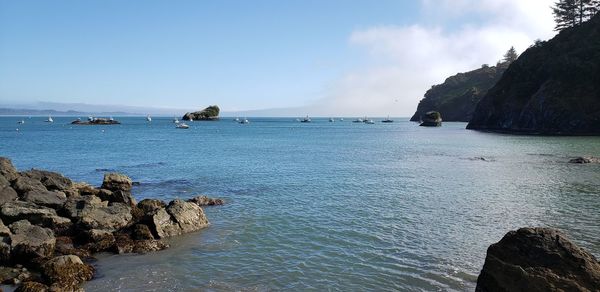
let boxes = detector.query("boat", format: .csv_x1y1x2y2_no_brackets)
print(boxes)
146,115,152,122
17,119,25,124
88,116,94,122
239,118,250,124
109,117,114,121
353,118,364,123
329,118,335,122
340,118,344,121
173,117,179,123
365,119,375,124
188,116,194,121
300,115,312,123
175,123,189,129
382,116,394,123
233,117,240,122
45,116,54,123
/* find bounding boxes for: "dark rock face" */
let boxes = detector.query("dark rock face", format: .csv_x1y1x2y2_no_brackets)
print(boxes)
411,64,509,122
182,105,220,121
476,227,600,292
0,157,217,290
419,111,443,127
467,14,600,135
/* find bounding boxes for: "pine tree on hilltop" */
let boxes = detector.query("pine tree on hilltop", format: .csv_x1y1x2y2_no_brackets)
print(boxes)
502,47,519,63
553,0,600,31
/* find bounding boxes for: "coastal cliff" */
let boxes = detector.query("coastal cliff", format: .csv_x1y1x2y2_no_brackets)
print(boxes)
182,105,220,121
467,14,600,135
410,63,508,122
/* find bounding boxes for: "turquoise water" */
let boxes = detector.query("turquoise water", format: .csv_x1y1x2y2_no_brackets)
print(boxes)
1,116,600,291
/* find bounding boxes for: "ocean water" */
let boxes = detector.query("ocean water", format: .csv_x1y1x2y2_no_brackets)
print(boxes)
1,116,600,291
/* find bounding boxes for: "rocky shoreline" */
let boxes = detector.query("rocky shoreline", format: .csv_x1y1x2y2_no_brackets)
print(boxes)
0,157,222,291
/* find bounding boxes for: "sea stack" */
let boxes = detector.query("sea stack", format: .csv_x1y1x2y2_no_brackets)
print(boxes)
182,105,220,121
419,111,442,127
476,227,600,292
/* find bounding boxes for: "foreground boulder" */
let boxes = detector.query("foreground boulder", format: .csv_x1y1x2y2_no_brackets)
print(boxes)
476,227,600,291
101,173,133,193
42,255,94,290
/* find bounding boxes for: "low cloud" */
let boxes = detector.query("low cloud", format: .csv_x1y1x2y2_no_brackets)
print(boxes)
312,0,555,117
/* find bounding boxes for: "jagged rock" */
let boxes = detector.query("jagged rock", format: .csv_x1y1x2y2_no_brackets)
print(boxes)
9,220,55,264
54,236,92,259
113,233,167,254
15,281,49,292
76,202,132,232
101,173,132,192
0,234,11,264
146,200,209,239
137,199,166,214
22,190,67,209
0,201,70,231
0,266,31,285
132,224,154,240
11,176,46,195
68,182,100,197
0,219,10,237
0,175,9,188
569,156,600,164
0,158,19,182
188,195,224,206
61,195,106,219
0,185,18,205
97,189,136,207
41,255,94,291
476,227,600,292
22,170,73,191
81,229,115,253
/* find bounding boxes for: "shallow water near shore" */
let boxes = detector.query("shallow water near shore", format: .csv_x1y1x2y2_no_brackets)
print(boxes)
1,116,600,291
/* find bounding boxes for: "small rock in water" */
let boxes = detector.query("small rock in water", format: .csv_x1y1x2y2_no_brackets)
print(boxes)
188,195,225,206
569,156,600,164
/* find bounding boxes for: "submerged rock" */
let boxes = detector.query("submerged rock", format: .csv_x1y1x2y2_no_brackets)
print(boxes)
476,227,600,292
188,195,224,206
569,156,600,164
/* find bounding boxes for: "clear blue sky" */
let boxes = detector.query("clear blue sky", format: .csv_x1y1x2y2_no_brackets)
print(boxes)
0,0,421,111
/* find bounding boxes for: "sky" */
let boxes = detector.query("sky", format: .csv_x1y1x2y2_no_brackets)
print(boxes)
0,0,556,116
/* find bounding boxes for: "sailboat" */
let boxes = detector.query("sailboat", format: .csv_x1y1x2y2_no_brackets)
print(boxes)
300,115,312,123
329,118,335,122
382,115,394,123
45,116,53,123
173,117,179,123
17,119,25,124
146,115,152,122
239,118,250,124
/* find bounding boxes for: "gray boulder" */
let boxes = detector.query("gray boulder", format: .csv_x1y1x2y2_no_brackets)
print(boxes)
0,157,19,182
9,220,56,263
569,156,600,164
76,202,133,232
150,199,209,238
188,195,224,206
97,189,137,207
0,201,71,234
22,190,67,209
61,195,106,219
101,173,133,192
11,176,47,195
0,185,18,205
476,227,600,292
22,169,73,191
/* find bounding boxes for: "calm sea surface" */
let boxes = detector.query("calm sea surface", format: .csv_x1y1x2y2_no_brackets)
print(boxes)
1,116,599,291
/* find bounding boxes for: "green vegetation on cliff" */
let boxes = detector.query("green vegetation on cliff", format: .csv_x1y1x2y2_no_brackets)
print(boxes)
182,105,220,121
467,14,600,135
410,62,509,122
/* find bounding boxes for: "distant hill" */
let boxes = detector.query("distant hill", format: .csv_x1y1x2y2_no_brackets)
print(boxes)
410,63,509,122
467,14,600,135
0,108,131,116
